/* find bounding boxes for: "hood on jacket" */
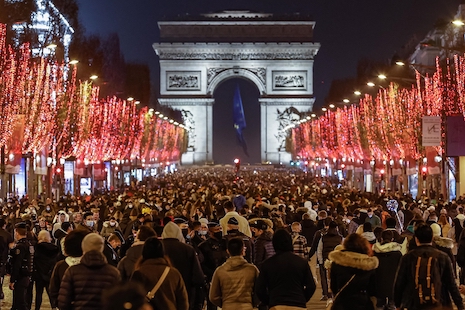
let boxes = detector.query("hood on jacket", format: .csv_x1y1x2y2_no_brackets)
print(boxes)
126,243,144,261
80,250,108,268
65,256,81,267
329,250,379,271
361,231,376,242
373,241,402,253
161,222,185,243
456,214,465,223
103,221,119,228
434,236,454,249
224,256,249,271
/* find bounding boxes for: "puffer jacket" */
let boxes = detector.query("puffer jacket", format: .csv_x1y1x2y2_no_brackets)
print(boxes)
373,242,402,300
130,257,188,310
117,241,144,282
329,250,378,310
254,230,275,267
209,256,259,310
34,241,59,282
58,250,121,310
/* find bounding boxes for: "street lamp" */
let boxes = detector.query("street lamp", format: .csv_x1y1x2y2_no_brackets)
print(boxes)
69,60,79,65
367,82,375,87
354,91,362,96
378,74,387,79
329,104,335,109
343,99,350,103
453,20,465,26
127,97,134,102
90,75,98,80
395,61,405,66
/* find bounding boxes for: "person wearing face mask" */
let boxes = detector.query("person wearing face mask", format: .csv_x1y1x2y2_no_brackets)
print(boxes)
100,217,121,238
224,217,253,263
76,212,96,233
198,223,228,281
364,208,381,229
41,205,55,223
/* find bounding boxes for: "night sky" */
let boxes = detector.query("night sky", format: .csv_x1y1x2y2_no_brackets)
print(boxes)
76,0,461,164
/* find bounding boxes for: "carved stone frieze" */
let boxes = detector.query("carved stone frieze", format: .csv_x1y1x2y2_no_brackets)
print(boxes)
167,71,201,90
207,67,266,86
157,51,316,61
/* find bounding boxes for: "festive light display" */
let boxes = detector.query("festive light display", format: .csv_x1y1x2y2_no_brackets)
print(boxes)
0,23,186,171
292,55,465,165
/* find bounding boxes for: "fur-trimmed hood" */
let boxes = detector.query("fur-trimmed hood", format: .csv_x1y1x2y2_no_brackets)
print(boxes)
373,241,402,253
328,250,379,271
434,236,454,249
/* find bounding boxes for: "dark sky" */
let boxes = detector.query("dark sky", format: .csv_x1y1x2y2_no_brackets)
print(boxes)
76,0,461,164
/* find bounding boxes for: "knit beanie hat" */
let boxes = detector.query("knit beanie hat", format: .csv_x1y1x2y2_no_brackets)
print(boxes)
81,233,104,253
142,236,165,260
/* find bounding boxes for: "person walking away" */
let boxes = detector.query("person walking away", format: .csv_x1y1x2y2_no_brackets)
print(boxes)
209,237,259,310
373,230,402,310
130,236,188,310
394,224,464,310
118,226,157,282
256,229,316,309
9,222,33,310
49,229,88,308
317,220,342,301
328,233,378,310
33,230,59,310
58,233,121,310
291,222,309,259
0,218,13,300
162,221,205,310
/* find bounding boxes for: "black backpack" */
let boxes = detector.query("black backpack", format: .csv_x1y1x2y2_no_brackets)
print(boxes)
411,251,442,308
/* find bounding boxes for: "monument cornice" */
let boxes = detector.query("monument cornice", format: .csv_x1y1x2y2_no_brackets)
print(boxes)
158,98,215,106
259,98,315,106
153,42,320,60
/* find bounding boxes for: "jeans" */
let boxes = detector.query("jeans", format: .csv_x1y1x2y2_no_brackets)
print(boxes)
319,265,331,297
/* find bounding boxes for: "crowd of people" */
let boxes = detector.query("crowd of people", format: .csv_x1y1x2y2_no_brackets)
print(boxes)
1,167,465,309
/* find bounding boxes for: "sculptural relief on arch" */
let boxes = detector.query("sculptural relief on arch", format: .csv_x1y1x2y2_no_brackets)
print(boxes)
153,11,320,165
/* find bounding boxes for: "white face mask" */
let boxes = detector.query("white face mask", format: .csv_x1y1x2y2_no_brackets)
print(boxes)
110,222,116,227
86,220,94,228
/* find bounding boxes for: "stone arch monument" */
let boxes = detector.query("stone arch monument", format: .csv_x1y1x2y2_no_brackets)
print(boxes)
153,11,320,165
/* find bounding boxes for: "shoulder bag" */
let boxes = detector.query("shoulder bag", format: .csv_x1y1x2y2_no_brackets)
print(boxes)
146,266,170,301
326,274,356,310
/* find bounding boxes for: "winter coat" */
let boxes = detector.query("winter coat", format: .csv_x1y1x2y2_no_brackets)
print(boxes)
394,245,464,310
220,211,252,238
209,256,259,310
253,230,275,267
100,221,121,238
329,250,378,310
301,218,317,245
256,251,315,308
117,241,144,282
49,256,81,307
58,250,121,310
33,241,59,282
130,257,189,310
434,236,455,271
361,231,377,244
373,242,402,300
318,229,342,263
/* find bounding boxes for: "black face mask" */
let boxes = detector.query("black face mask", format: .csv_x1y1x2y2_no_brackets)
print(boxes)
213,232,223,240
181,229,189,237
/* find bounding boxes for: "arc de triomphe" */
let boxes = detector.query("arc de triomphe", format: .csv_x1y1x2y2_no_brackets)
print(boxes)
153,11,320,165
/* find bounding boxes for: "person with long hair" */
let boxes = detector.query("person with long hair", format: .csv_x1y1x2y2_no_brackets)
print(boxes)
328,233,379,310
130,236,188,310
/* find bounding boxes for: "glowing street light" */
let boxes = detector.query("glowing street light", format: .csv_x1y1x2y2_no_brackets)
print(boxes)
46,43,57,49
453,20,465,26
378,74,387,79
90,75,98,80
343,99,350,103
354,91,361,96
395,61,405,66
134,101,140,105
329,104,335,109
367,82,375,87
321,107,327,112
69,60,79,65
127,97,134,101
311,113,316,118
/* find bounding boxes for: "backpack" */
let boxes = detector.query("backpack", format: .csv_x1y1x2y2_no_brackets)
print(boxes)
411,251,442,308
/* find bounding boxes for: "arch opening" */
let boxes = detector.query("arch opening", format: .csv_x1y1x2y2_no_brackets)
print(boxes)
212,77,261,165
